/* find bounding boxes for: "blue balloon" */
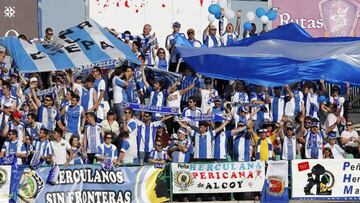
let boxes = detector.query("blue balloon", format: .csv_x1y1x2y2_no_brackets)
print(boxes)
256,8,266,18
243,22,252,31
215,12,222,19
318,95,327,103
266,9,278,21
208,4,221,15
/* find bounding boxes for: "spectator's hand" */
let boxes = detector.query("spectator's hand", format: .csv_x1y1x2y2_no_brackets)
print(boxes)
336,116,341,124
299,114,304,123
237,10,241,18
30,82,36,89
320,79,325,83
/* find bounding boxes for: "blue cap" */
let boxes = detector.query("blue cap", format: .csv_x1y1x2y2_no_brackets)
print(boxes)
214,96,221,101
328,131,337,139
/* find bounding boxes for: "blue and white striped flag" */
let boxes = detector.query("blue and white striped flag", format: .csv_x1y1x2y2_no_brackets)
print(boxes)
0,20,140,73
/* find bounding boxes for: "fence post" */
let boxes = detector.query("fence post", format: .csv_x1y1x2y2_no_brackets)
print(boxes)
169,163,173,202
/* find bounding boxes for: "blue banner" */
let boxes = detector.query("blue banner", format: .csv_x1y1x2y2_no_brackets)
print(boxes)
0,20,140,73
178,23,360,87
121,102,179,115
9,164,168,203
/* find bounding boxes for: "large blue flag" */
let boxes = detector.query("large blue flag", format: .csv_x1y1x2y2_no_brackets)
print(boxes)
0,20,140,73
178,23,360,86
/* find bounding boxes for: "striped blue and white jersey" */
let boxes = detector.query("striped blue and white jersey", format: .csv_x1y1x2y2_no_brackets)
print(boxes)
182,107,202,127
221,32,238,46
32,139,53,157
64,105,84,135
81,87,95,111
85,123,103,154
190,129,215,159
138,120,162,153
233,131,252,162
26,122,44,140
96,143,118,160
270,95,285,123
1,140,25,164
120,138,137,164
112,76,127,104
214,130,231,160
170,139,191,163
37,105,60,130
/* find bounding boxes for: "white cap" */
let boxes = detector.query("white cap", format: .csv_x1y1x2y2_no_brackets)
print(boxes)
30,77,38,83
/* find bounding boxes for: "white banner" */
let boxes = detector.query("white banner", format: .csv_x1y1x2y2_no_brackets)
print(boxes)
292,159,360,201
171,162,265,194
0,166,12,201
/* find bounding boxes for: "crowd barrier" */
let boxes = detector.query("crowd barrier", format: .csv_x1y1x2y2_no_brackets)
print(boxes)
0,159,359,202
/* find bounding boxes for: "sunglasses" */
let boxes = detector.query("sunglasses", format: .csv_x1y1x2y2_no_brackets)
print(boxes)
124,111,131,114
305,121,311,124
47,33,54,36
347,124,352,126
187,32,194,34
156,144,162,147
144,115,150,118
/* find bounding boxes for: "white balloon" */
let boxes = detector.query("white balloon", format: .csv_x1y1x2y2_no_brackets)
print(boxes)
260,15,269,24
217,0,227,9
224,9,235,19
208,14,216,23
246,11,256,21
338,97,345,104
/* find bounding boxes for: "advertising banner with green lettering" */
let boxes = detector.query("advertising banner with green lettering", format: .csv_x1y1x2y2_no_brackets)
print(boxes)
171,162,265,193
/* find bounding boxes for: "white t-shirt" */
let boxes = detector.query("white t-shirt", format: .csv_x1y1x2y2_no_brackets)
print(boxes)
341,130,359,147
51,139,71,165
324,113,339,136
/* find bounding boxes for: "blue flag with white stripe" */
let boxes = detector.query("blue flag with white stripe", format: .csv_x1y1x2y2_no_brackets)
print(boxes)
178,23,360,86
0,20,140,73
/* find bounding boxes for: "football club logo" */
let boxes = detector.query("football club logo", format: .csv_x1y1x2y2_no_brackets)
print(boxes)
18,170,44,201
0,167,8,188
267,176,285,196
173,170,194,192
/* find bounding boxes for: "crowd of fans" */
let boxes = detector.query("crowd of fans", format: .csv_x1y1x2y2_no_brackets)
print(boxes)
0,14,359,175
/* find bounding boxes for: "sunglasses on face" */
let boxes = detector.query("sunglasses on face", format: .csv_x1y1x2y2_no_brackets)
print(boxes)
347,124,352,126
47,33,53,36
124,111,131,114
105,137,112,140
187,32,194,35
156,144,162,147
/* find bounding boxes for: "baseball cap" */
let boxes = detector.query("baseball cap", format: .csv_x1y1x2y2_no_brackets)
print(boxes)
177,127,187,135
0,46,5,53
30,77,38,83
12,111,23,119
214,96,221,102
328,131,337,139
173,22,181,28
